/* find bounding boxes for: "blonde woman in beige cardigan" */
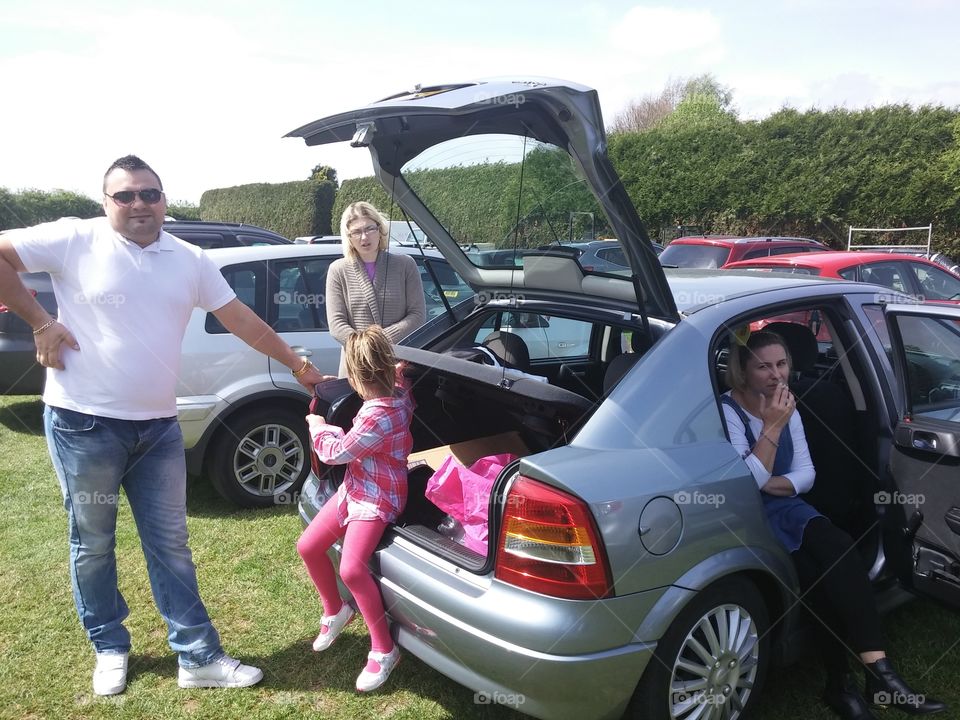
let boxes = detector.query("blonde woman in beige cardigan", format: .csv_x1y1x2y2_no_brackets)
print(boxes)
326,202,426,377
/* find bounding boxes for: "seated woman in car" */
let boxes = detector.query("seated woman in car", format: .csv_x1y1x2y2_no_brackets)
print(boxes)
721,329,945,720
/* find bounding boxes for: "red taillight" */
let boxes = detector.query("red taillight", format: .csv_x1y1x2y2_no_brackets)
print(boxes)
495,476,613,600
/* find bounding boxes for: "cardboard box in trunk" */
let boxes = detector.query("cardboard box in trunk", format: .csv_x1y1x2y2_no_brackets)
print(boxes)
407,431,529,472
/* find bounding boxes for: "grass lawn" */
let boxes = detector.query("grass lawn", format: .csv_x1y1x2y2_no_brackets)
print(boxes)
2,394,958,720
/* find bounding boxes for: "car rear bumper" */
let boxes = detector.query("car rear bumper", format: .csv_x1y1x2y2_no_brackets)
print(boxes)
299,473,657,720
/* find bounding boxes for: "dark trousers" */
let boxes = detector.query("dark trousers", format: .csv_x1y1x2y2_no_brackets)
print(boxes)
791,517,886,684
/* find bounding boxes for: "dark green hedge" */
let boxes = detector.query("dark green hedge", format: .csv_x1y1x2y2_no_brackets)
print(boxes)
199,179,336,238
609,102,960,255
0,188,103,230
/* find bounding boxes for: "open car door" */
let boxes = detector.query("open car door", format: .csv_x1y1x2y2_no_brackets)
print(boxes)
885,302,960,606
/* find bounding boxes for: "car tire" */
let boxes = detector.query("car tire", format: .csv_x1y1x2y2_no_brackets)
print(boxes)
629,577,770,720
207,405,310,508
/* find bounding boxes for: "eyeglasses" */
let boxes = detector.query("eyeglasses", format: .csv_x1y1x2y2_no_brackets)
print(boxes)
105,189,164,206
347,224,380,240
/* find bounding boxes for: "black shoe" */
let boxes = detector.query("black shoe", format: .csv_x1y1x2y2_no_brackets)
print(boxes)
824,676,879,720
864,658,947,715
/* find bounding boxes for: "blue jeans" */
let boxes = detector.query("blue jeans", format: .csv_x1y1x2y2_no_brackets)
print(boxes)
44,406,223,668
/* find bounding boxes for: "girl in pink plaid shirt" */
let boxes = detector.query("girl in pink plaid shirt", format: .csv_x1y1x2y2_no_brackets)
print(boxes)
297,326,414,692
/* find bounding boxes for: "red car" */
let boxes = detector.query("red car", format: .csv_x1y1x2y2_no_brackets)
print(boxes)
725,251,960,304
658,235,828,268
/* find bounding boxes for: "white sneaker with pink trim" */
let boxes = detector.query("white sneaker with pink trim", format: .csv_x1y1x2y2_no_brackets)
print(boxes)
312,603,355,652
355,646,401,692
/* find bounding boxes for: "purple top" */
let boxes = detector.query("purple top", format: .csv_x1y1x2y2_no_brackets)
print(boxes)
364,261,376,281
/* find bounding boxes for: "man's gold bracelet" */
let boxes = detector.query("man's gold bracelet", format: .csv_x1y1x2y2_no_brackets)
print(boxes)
32,319,57,336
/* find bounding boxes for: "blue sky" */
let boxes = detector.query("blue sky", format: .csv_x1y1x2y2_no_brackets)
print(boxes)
1,0,958,206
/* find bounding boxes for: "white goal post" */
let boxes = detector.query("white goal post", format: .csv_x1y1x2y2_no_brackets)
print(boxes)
847,224,932,252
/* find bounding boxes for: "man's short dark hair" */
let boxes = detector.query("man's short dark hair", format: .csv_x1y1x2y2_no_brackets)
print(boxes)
103,155,163,192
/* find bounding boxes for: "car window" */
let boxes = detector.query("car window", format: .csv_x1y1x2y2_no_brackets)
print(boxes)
859,262,909,294
237,233,281,246
741,249,771,260
911,263,960,302
269,258,332,331
416,257,475,319
473,311,593,360
767,246,808,256
658,244,730,268
597,247,627,265
863,304,892,355
398,133,617,274
205,261,266,334
173,231,231,249
892,314,960,419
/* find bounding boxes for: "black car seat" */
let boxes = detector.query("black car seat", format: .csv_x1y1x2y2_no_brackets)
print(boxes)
481,331,531,372
602,330,652,394
762,322,872,534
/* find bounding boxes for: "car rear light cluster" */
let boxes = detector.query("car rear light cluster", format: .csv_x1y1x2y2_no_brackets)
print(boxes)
496,476,613,600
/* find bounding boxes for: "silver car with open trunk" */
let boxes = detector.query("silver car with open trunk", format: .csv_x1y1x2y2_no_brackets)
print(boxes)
289,78,960,719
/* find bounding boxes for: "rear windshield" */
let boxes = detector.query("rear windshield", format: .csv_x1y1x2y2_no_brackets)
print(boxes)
399,133,626,273
659,244,730,269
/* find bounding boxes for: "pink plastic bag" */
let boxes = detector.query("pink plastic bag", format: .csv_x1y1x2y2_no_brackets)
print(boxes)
425,453,518,554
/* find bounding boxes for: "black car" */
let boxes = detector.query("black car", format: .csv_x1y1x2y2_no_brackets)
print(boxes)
0,221,291,395
161,220,291,249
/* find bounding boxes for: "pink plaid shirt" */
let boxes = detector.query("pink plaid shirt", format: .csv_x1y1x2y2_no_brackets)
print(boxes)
309,379,414,525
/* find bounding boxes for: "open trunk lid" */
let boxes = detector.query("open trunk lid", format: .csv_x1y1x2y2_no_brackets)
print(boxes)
285,77,679,323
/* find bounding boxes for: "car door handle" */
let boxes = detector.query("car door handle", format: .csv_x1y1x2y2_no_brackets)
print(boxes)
909,429,960,457
290,346,313,358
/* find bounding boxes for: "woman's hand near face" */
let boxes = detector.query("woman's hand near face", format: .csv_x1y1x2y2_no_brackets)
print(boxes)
759,383,795,434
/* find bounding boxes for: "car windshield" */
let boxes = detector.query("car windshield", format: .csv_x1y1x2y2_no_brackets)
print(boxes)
659,244,731,269
400,133,622,272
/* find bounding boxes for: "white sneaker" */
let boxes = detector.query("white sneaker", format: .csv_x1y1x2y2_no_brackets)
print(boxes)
355,646,400,692
312,603,355,652
93,652,128,696
177,654,263,689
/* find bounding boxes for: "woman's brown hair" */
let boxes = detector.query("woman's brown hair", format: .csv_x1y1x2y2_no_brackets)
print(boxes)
725,330,792,392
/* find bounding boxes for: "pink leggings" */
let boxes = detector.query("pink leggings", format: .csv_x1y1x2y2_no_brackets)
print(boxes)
296,495,393,653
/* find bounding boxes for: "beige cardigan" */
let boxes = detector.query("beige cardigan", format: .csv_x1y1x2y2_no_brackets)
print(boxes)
325,251,426,376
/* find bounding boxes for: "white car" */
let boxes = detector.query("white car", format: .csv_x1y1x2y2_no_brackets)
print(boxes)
176,243,472,507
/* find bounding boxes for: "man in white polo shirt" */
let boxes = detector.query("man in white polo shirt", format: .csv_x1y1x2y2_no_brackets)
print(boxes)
0,155,326,696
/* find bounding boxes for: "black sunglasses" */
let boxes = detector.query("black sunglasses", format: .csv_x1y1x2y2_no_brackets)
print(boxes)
105,188,164,206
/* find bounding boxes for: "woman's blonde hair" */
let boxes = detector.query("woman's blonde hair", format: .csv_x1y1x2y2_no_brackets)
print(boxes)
725,330,792,392
340,201,389,260
344,325,397,397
